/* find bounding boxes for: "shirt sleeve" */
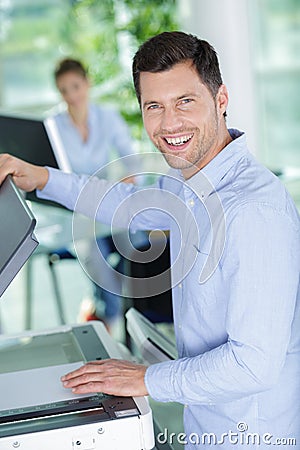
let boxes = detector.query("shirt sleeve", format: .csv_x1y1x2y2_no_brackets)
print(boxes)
37,167,89,210
37,167,171,231
145,203,300,404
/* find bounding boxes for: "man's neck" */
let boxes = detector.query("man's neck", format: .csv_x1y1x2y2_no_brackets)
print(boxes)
182,128,233,180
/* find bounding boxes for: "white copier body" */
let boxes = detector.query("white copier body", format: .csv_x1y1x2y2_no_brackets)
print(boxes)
0,321,154,450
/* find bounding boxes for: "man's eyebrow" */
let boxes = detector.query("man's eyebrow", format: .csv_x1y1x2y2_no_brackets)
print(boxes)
142,91,202,110
177,92,199,99
142,100,158,109
143,92,200,107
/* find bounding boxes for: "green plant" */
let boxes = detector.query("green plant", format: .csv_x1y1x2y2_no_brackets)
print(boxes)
62,0,178,139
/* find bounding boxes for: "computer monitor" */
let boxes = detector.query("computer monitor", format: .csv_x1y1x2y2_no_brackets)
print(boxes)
0,176,38,297
125,307,177,365
0,113,71,205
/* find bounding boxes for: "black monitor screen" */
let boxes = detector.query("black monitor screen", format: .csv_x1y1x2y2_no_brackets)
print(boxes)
0,114,58,167
0,114,61,206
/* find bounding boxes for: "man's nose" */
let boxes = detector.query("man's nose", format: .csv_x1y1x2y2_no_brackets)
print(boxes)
161,107,183,131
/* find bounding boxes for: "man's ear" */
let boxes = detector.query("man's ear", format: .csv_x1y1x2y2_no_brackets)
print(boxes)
216,84,229,117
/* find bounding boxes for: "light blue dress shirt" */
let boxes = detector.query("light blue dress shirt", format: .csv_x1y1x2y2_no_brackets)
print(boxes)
53,103,135,176
39,129,300,449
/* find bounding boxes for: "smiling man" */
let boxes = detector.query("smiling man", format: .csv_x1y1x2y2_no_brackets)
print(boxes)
139,60,231,177
0,32,299,449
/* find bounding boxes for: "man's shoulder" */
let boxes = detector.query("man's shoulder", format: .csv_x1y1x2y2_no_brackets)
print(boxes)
220,154,300,228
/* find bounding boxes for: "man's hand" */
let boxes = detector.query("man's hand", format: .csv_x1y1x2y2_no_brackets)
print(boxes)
61,359,149,397
0,153,49,191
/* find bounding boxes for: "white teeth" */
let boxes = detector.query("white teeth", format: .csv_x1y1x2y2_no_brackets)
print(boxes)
165,134,193,146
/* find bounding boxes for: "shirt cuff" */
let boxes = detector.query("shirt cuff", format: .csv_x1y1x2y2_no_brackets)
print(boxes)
37,167,61,197
145,360,179,403
37,167,74,209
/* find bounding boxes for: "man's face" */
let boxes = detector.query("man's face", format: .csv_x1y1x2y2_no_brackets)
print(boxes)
140,61,228,178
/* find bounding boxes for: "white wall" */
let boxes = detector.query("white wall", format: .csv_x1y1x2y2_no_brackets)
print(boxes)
178,0,258,154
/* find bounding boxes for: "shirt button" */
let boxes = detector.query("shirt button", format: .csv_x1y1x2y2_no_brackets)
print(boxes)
178,283,182,289
188,199,195,207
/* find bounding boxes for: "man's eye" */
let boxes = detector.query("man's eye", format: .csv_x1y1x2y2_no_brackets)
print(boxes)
180,98,193,104
147,104,160,110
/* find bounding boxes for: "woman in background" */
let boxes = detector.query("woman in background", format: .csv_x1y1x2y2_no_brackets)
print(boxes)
53,58,136,177
52,58,139,331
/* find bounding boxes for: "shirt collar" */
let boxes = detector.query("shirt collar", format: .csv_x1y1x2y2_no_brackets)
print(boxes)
185,129,249,201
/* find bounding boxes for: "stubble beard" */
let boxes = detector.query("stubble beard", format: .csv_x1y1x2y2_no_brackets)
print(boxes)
154,120,219,172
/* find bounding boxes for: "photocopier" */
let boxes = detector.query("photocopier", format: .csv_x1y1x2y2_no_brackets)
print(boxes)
0,176,155,450
0,321,154,450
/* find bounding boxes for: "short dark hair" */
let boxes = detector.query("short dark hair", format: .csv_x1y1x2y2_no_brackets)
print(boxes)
54,58,88,82
132,31,223,106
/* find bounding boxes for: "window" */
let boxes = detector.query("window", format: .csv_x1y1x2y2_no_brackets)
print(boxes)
251,0,300,173
0,0,71,112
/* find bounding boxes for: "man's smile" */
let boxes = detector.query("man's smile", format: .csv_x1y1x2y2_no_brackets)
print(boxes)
161,132,194,152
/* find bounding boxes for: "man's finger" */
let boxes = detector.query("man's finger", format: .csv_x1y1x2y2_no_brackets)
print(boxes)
61,359,112,382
